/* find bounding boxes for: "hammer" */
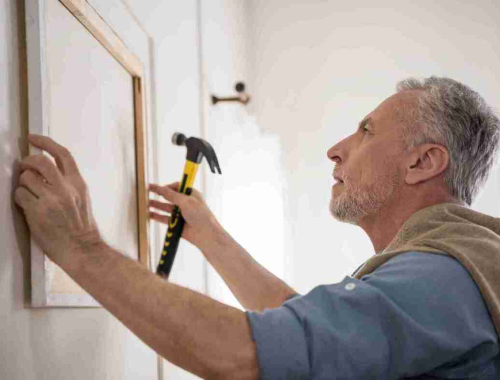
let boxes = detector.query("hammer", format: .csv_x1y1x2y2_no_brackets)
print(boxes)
156,133,222,278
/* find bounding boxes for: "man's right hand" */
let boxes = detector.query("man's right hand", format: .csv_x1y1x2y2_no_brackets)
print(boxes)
149,181,298,311
148,182,223,250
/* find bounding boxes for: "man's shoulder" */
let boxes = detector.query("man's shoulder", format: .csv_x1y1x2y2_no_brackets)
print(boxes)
351,250,495,331
290,250,489,325
365,250,469,282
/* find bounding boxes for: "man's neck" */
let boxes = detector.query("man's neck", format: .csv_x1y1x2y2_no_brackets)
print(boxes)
359,197,463,254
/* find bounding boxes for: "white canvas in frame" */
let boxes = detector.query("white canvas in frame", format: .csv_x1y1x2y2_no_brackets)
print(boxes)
25,0,151,307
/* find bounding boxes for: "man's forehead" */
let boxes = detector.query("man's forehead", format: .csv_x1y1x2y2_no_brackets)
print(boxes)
359,91,419,130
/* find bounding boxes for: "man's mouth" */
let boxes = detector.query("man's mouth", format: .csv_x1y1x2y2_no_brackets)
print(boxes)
333,173,344,184
333,178,344,185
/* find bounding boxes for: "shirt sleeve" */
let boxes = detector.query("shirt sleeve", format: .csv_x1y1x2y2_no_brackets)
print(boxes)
246,251,499,380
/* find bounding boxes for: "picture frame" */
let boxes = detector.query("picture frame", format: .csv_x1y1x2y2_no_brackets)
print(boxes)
25,0,151,307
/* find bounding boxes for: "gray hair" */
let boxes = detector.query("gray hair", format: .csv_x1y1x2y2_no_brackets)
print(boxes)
395,76,500,206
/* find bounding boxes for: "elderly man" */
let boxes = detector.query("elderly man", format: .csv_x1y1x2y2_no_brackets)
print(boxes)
15,77,500,379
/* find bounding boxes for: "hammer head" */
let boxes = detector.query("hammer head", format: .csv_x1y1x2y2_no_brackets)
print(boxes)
172,133,222,175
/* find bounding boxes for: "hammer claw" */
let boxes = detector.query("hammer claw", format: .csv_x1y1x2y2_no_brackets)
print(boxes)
202,140,222,175
211,153,222,175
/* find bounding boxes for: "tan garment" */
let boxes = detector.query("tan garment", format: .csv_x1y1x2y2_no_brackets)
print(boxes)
352,202,500,339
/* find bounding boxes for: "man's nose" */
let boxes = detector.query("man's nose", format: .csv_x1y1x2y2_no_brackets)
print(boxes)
328,133,354,162
327,145,341,162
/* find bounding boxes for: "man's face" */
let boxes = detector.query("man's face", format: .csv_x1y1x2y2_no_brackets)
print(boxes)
327,92,414,225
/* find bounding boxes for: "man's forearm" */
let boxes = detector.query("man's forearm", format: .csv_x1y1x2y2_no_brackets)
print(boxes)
199,227,298,312
58,240,259,380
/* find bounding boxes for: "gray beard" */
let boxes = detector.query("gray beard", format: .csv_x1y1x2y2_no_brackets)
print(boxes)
329,174,400,225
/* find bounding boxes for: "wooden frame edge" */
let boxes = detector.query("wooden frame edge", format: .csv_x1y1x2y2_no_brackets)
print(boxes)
59,0,143,77
26,0,50,308
134,77,150,268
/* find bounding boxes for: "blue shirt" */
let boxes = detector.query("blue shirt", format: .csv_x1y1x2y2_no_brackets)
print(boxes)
246,251,500,379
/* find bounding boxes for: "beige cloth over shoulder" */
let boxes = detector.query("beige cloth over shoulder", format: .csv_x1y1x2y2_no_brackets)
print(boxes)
352,202,500,339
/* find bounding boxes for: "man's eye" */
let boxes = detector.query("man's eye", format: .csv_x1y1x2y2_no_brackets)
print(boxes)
362,126,369,133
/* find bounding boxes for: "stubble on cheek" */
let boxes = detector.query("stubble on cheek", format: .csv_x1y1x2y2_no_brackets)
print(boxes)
329,165,401,224
329,177,369,223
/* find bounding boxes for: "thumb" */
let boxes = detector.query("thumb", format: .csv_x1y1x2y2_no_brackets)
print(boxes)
165,182,181,193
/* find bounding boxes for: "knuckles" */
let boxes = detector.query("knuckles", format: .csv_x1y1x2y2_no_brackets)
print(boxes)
65,183,88,209
22,154,52,174
14,187,25,206
77,180,89,195
19,170,33,186
32,154,51,168
17,149,91,222
60,146,72,158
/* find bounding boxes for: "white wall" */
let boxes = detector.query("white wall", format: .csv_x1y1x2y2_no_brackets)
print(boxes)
1,0,157,379
250,0,500,294
200,0,289,309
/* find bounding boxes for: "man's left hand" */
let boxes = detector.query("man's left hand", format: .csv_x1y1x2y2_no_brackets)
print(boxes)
15,134,103,264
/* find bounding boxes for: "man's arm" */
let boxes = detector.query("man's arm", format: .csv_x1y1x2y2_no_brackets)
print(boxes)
149,184,298,312
14,134,266,378
61,239,259,380
200,226,297,311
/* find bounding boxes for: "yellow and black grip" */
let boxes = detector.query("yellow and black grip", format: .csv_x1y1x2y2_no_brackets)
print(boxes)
156,160,199,278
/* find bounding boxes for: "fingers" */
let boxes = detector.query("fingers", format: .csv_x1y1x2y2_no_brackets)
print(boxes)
149,199,174,213
149,183,181,202
149,182,203,200
148,184,179,226
15,186,38,210
27,134,80,177
19,169,49,198
21,154,63,186
166,182,181,191
149,211,170,225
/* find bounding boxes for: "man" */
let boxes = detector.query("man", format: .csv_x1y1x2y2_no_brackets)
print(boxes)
15,77,500,379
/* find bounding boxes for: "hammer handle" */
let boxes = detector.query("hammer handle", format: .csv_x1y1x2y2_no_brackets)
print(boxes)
156,160,199,278
156,204,187,278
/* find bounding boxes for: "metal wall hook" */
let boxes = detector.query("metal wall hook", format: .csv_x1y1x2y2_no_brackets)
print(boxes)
211,82,251,105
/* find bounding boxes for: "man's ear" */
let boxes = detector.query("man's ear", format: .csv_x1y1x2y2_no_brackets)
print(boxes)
405,144,449,185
